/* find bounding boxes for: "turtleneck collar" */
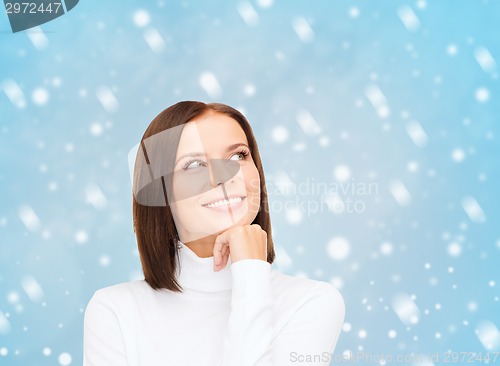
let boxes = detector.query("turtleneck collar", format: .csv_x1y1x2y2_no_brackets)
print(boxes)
175,240,233,292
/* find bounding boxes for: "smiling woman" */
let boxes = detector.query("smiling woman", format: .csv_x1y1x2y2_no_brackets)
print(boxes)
83,101,345,366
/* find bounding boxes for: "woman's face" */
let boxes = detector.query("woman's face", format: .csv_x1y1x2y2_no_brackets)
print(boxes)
169,112,261,243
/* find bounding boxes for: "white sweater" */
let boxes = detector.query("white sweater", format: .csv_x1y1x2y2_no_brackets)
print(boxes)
83,241,345,366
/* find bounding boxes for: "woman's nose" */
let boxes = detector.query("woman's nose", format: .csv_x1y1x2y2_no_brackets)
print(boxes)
209,159,240,188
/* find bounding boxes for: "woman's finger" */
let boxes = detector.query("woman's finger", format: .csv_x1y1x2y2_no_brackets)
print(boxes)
213,243,221,265
221,244,230,269
213,231,230,271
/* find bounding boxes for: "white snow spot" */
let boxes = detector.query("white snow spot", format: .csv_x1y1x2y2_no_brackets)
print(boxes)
143,27,166,53
21,275,44,303
451,148,465,162
0,347,7,356
272,171,295,195
364,84,390,118
388,329,397,338
318,136,329,146
358,329,367,339
237,2,259,26
285,206,302,224
292,142,306,151
447,242,462,257
271,126,288,143
0,312,10,335
407,161,419,172
324,193,345,214
380,242,393,256
327,236,350,261
26,26,49,50
475,87,490,102
348,7,360,18
52,77,62,87
133,9,150,27
7,291,19,304
416,0,427,9
85,184,108,210
397,5,420,32
474,46,496,73
468,301,478,312
199,71,222,98
256,0,273,8
58,352,72,366
389,180,412,206
96,86,119,113
461,195,485,223
475,320,500,351
90,122,103,136
296,109,321,135
292,17,314,43
18,205,42,231
32,88,49,105
334,165,351,182
243,83,256,96
75,230,88,244
99,255,111,267
43,347,52,356
406,120,428,147
2,79,26,109
90,123,104,136
392,292,421,325
447,44,458,56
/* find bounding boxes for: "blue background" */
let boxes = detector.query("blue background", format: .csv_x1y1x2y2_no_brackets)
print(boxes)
1,0,499,365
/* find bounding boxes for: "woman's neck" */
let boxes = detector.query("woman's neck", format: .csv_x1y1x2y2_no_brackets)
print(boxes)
184,235,218,258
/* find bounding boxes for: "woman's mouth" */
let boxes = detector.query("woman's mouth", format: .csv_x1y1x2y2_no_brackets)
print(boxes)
201,196,246,212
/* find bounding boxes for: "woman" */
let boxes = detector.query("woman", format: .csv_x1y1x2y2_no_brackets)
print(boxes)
83,101,345,366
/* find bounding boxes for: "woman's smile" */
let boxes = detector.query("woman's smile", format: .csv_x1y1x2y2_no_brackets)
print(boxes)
201,195,247,212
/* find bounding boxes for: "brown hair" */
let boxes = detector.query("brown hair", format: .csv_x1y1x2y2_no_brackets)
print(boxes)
132,101,275,292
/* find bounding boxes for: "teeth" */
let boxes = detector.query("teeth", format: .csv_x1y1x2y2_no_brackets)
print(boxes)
204,197,243,208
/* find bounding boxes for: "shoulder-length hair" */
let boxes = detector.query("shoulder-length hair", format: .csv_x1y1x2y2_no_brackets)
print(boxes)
132,101,275,292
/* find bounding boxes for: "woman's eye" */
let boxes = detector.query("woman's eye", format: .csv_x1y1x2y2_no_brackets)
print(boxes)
183,151,249,169
229,150,249,161
183,160,206,170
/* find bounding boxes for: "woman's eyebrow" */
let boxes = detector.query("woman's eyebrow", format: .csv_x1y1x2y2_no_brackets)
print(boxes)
175,143,249,165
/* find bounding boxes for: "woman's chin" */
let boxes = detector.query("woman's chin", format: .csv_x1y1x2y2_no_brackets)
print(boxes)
200,216,251,237
175,207,258,242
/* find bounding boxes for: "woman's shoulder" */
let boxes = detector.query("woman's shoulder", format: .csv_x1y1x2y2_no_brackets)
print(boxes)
87,280,151,309
270,269,345,316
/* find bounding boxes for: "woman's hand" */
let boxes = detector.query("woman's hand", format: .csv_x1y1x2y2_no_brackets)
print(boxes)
213,224,267,272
